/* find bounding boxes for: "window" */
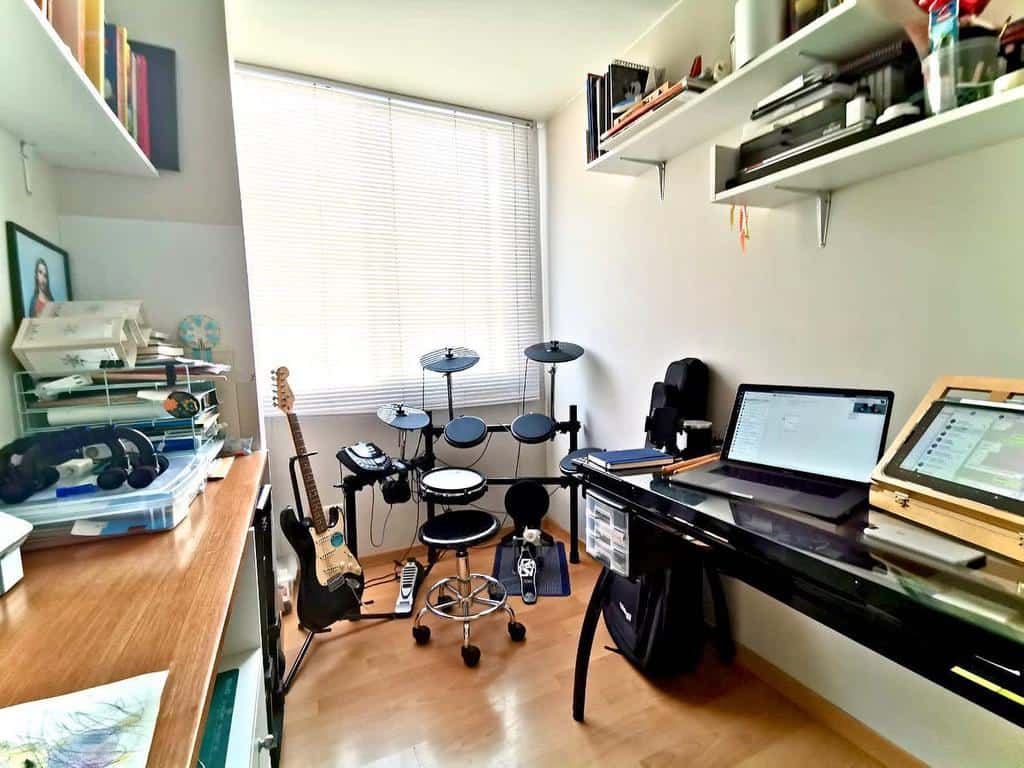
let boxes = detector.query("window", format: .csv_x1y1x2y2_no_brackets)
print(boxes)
233,66,541,415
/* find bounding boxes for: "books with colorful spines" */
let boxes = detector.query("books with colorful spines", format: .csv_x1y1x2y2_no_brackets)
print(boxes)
588,448,673,471
51,0,85,68
83,0,103,92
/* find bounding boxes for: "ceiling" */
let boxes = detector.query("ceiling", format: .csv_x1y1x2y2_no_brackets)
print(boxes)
227,0,679,120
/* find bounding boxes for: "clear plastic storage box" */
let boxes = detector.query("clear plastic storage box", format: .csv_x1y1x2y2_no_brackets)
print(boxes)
2,440,222,550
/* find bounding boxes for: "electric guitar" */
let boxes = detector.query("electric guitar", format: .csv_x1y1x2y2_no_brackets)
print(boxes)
273,367,364,631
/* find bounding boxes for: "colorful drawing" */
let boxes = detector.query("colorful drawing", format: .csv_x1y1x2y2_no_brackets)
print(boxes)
0,671,167,768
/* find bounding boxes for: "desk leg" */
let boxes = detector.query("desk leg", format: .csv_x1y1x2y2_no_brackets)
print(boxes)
572,566,613,722
706,565,735,664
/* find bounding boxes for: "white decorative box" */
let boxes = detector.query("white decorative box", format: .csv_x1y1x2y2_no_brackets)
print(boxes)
39,300,151,347
0,511,32,596
12,316,139,374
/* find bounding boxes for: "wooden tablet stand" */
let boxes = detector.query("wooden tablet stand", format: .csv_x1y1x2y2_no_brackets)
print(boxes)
871,376,1024,563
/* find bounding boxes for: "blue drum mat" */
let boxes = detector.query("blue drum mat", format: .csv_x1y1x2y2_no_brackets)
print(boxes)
491,540,571,599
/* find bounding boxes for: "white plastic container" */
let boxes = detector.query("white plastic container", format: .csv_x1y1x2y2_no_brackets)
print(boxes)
2,440,222,550
735,0,787,69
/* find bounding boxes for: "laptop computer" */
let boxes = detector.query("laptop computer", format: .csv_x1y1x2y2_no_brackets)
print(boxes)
670,384,894,519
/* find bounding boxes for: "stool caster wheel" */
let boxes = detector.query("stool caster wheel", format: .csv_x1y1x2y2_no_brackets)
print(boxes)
461,644,481,667
508,621,526,642
412,625,431,645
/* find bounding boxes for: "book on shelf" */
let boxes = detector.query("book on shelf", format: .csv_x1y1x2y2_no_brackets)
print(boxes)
51,0,85,68
135,51,151,156
130,40,179,171
598,83,699,152
103,22,117,115
585,73,601,163
588,448,673,471
140,344,184,357
606,60,649,127
83,0,103,91
118,25,129,128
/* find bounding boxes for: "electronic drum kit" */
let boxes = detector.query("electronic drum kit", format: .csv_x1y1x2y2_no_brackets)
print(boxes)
375,341,586,506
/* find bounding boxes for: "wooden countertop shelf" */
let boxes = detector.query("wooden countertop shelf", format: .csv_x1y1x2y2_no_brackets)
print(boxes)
0,451,268,767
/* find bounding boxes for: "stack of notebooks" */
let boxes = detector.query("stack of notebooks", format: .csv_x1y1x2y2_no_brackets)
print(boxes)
34,0,156,160
586,58,714,161
134,330,231,376
585,60,662,163
587,448,673,472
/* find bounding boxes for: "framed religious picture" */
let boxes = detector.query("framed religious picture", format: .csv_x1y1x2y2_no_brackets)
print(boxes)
6,222,72,323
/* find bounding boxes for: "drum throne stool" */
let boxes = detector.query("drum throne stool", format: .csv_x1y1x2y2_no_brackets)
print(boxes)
411,508,526,666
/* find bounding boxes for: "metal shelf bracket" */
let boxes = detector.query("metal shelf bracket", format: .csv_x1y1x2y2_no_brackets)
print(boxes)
777,186,833,248
622,158,667,201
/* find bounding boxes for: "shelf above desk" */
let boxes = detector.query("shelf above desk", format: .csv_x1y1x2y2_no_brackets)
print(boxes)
0,0,157,177
586,0,902,178
711,87,1024,209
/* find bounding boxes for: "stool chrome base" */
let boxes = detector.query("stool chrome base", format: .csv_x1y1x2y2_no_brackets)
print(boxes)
412,549,526,666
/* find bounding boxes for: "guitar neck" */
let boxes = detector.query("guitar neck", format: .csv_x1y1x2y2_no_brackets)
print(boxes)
286,412,328,532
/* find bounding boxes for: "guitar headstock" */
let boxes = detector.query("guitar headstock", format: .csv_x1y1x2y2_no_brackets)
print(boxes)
272,367,295,414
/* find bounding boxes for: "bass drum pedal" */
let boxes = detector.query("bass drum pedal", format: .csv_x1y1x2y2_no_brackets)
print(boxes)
515,528,543,605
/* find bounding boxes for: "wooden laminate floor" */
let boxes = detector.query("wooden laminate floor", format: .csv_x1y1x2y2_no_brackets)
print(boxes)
280,537,883,767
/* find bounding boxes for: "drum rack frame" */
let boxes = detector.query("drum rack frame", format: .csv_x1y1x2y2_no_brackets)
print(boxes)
422,404,584,564
281,403,584,692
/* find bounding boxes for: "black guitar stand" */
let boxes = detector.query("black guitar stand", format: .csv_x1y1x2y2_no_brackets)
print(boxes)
280,451,429,694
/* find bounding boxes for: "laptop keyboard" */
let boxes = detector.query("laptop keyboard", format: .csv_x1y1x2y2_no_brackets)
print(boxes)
712,464,848,498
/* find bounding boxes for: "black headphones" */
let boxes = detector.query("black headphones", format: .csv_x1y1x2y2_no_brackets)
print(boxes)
381,471,411,505
96,427,170,491
0,437,60,504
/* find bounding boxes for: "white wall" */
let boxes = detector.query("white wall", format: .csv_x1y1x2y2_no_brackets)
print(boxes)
0,128,62,443
544,0,1024,763
56,0,258,439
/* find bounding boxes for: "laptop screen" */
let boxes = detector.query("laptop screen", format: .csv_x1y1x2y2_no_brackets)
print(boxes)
726,388,892,482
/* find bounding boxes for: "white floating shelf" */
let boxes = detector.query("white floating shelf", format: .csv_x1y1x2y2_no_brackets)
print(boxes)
586,0,902,178
0,0,157,177
711,87,1024,209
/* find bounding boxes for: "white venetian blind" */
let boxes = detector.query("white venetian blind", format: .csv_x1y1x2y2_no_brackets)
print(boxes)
233,67,541,415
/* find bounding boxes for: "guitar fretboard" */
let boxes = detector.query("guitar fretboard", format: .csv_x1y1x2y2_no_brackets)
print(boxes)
287,412,328,532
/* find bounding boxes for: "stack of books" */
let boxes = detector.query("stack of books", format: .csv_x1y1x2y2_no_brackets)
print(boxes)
35,0,153,159
585,60,661,163
587,448,674,472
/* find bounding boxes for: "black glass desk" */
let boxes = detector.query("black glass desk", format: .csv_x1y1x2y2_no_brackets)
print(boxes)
572,463,1024,728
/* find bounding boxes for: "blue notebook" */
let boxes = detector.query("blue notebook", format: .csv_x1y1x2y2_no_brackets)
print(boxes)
589,448,672,471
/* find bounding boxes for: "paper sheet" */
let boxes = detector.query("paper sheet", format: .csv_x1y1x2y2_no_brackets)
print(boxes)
0,670,168,768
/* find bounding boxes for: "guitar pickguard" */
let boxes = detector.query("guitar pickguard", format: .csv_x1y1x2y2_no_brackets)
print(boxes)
311,527,363,589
